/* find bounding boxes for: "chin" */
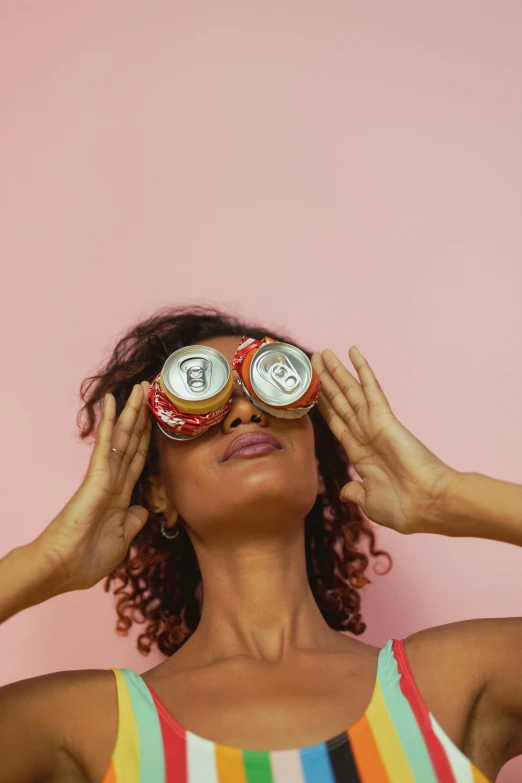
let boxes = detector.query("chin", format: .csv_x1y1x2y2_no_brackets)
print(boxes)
240,476,316,507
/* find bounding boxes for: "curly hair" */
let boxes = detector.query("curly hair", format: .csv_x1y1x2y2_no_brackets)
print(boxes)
77,304,392,656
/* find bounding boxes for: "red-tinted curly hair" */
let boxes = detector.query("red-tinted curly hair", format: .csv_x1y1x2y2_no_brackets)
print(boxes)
77,305,392,656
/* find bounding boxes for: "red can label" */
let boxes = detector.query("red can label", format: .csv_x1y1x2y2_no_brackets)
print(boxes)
231,336,265,375
147,374,232,437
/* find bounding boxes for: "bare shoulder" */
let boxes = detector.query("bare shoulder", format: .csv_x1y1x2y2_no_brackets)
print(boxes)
0,667,118,783
404,618,522,780
55,668,119,783
405,618,487,689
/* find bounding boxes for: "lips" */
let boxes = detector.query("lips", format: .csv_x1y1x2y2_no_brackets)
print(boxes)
222,432,283,462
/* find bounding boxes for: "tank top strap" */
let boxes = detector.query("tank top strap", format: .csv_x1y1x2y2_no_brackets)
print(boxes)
102,667,166,783
369,639,451,783
376,640,431,717
375,639,493,783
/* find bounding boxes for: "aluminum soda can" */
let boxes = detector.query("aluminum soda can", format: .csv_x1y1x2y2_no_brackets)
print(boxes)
232,336,322,419
147,345,233,440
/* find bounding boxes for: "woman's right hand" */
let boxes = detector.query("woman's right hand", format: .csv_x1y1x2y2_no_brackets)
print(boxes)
34,381,153,592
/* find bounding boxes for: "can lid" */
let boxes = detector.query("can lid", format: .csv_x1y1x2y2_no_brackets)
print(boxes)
162,345,231,402
249,342,312,407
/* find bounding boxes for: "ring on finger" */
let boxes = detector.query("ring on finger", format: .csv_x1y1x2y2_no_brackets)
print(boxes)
111,447,125,458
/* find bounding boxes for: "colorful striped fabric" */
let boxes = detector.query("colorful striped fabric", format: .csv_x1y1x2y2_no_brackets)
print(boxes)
101,639,491,783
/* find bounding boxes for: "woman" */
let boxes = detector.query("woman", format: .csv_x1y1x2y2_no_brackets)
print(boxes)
1,305,521,783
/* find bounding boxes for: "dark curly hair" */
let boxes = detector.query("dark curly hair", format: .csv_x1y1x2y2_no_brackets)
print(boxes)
77,304,392,656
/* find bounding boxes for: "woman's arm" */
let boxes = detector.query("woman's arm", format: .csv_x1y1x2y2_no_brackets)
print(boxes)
424,471,522,546
0,544,94,783
312,346,522,770
0,382,151,630
0,384,152,781
0,542,68,626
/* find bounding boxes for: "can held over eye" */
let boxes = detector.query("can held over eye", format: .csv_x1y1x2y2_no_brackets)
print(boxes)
147,345,234,440
232,336,322,419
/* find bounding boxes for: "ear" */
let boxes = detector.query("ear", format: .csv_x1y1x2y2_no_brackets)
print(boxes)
316,457,326,495
145,474,163,510
145,475,179,525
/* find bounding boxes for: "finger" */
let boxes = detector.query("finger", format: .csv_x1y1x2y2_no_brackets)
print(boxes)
320,349,368,415
122,505,150,549
314,350,366,425
89,391,120,473
121,416,153,502
316,389,357,452
313,352,353,416
316,363,358,422
121,385,151,470
312,353,358,435
348,347,391,411
111,384,146,460
340,480,366,508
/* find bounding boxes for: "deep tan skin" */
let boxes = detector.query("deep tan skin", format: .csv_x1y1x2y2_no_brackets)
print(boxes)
2,336,521,782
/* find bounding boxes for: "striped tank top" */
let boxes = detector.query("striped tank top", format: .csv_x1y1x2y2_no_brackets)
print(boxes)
101,638,491,783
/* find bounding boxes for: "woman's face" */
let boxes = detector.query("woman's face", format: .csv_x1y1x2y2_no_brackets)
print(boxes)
149,335,321,546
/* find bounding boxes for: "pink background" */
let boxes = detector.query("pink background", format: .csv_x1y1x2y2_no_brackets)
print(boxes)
1,2,521,779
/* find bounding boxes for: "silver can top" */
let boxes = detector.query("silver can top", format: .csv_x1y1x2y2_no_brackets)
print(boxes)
249,341,312,407
161,345,231,401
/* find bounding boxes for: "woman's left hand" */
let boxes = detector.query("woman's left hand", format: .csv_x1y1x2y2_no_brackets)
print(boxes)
311,347,457,535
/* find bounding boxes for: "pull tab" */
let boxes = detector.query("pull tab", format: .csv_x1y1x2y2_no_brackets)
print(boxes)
180,356,212,395
258,352,300,394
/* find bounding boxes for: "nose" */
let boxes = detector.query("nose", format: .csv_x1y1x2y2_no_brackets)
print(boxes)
222,375,265,430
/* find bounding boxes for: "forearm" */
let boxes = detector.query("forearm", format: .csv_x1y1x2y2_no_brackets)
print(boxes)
427,471,522,546
0,543,66,625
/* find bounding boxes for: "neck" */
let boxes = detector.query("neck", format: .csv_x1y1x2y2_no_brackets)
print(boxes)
172,525,343,667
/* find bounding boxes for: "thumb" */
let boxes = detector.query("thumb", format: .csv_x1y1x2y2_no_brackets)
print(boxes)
340,481,366,510
122,505,150,548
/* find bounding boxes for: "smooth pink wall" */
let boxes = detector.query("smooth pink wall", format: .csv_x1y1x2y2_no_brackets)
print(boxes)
1,2,521,779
